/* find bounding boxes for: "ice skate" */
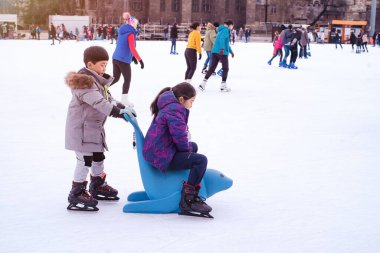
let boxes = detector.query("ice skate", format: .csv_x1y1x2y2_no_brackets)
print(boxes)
267,60,272,65
179,182,213,219
121,94,134,108
201,67,207,74
67,181,99,211
198,79,207,91
89,173,119,201
220,81,231,92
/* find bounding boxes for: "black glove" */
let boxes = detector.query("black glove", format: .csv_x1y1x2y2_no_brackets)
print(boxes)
198,54,202,60
139,60,144,69
132,56,138,65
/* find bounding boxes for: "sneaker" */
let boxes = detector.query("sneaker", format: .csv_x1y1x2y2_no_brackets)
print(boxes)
220,81,231,92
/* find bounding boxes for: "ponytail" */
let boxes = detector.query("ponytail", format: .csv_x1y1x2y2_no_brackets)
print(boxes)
150,82,196,119
150,87,171,118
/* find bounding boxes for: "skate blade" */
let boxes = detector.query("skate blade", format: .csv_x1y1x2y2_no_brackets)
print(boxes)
178,210,214,219
67,203,99,212
94,195,120,201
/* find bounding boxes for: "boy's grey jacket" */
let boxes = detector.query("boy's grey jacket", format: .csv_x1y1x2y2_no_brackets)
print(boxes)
65,68,115,152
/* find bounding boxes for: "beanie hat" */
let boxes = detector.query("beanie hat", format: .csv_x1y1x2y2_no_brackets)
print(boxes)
83,46,109,65
128,16,139,29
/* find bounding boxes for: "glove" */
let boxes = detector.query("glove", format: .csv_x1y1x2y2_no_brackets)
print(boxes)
132,56,138,65
139,60,144,69
219,49,224,55
231,52,234,58
198,54,202,60
120,107,137,118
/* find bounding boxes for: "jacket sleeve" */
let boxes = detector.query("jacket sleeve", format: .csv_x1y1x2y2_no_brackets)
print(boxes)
75,86,113,116
127,33,142,61
166,111,191,152
195,32,202,54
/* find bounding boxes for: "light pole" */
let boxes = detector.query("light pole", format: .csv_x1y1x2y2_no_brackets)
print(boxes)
369,0,377,37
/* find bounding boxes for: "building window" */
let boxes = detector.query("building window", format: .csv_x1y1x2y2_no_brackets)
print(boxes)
192,0,200,12
235,0,242,12
160,0,166,11
202,0,214,13
225,0,229,14
172,0,180,12
131,0,142,11
271,5,276,14
89,0,97,10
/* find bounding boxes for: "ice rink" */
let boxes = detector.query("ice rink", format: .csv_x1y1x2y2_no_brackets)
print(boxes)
0,39,379,252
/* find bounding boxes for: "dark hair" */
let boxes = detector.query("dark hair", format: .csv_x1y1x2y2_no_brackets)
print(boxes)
224,20,233,26
190,22,200,30
150,82,196,118
213,22,220,28
83,46,109,66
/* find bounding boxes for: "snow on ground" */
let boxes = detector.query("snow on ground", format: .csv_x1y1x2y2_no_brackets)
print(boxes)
0,39,379,253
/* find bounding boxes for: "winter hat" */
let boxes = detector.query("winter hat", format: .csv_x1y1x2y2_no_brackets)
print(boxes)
83,46,109,65
128,16,139,29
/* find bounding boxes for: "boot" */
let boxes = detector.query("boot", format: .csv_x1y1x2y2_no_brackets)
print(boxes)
220,81,231,92
198,79,207,91
179,182,212,215
121,94,134,108
67,181,98,211
89,173,119,200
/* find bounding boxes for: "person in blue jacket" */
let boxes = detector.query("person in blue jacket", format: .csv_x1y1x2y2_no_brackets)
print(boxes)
111,12,144,109
198,20,235,92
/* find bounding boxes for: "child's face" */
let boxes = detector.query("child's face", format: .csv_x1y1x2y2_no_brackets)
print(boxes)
179,96,196,109
87,60,108,76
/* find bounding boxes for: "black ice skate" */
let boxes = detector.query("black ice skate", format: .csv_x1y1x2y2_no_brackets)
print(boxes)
67,181,99,211
179,182,213,218
89,173,119,201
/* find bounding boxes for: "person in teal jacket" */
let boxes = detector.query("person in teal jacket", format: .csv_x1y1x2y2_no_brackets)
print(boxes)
199,20,234,92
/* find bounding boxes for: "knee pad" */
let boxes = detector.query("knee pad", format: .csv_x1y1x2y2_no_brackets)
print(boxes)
93,152,105,162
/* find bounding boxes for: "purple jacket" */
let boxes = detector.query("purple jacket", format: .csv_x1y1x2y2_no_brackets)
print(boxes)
143,91,192,172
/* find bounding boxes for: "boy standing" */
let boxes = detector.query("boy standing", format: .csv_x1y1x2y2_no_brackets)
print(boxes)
65,46,134,211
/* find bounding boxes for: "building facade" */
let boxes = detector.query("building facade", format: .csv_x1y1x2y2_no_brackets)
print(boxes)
74,0,379,29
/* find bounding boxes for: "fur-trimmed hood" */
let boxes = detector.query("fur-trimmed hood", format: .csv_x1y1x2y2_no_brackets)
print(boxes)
65,72,95,89
65,68,114,89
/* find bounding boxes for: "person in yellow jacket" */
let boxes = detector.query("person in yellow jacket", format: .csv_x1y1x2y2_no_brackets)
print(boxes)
184,22,202,83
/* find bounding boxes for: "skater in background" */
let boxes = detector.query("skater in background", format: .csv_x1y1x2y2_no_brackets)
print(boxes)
184,22,202,83
201,22,218,74
362,32,369,52
299,28,309,58
143,82,212,217
288,28,301,69
199,20,235,92
170,22,178,54
50,23,61,45
356,32,363,53
334,30,343,49
111,12,144,108
349,31,357,51
280,24,293,67
65,46,135,211
268,30,283,66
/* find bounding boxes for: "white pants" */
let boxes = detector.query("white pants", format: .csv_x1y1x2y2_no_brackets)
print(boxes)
73,151,104,182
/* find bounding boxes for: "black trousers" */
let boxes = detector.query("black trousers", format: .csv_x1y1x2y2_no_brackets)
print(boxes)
205,53,229,82
290,46,298,63
184,48,197,80
112,59,132,94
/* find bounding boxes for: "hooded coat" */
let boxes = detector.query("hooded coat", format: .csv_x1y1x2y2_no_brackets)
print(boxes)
203,23,216,51
65,68,115,152
142,91,192,172
211,25,234,56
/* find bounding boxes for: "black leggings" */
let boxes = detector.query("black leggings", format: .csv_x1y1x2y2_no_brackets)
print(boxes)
205,53,229,82
290,46,298,63
184,48,197,80
269,49,283,62
112,59,132,94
